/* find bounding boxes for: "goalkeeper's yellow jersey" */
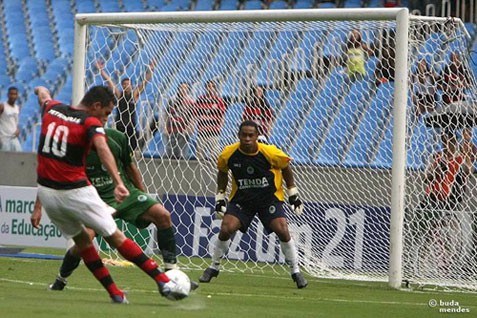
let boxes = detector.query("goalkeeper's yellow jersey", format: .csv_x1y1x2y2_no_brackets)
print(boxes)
217,142,291,207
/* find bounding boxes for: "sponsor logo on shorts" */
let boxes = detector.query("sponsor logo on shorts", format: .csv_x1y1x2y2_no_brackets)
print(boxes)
269,205,276,214
138,195,148,202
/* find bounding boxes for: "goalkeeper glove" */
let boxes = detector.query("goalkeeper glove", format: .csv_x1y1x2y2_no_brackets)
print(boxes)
287,186,304,216
215,191,226,220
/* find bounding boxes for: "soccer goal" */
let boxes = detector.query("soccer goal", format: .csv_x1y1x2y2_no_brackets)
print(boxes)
73,9,477,291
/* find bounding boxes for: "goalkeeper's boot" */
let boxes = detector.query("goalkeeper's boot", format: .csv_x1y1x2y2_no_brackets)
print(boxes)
199,267,219,283
111,291,129,304
48,276,67,291
292,272,308,289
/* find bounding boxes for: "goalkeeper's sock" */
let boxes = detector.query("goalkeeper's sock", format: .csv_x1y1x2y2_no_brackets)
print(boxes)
117,238,169,284
157,226,178,266
210,239,230,270
59,247,81,279
280,238,300,274
79,245,123,298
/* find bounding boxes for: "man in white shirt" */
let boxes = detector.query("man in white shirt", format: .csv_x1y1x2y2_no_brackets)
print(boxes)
0,87,22,151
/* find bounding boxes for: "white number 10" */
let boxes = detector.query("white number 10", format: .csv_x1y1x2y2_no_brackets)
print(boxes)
42,122,69,157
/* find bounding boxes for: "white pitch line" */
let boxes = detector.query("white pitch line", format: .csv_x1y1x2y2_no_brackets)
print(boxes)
4,277,474,309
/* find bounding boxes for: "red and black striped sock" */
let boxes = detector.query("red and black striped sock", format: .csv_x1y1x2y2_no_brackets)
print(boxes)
80,245,123,297
117,238,169,283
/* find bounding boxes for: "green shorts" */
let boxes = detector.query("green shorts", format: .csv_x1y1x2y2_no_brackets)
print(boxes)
112,188,158,229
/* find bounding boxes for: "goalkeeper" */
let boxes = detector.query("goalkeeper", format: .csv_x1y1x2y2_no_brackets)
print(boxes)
32,128,180,291
199,120,308,289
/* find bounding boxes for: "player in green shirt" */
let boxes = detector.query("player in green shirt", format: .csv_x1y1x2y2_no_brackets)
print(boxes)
37,128,180,290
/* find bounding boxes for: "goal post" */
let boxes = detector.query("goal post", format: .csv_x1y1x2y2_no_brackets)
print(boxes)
72,9,477,291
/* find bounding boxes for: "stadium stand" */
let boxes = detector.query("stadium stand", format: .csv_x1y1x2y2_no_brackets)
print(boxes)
0,0,474,171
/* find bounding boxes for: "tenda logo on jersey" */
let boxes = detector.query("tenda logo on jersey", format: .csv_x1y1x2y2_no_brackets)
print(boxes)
237,177,269,190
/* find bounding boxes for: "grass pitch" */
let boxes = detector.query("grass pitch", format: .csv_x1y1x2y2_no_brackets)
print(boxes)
0,248,476,318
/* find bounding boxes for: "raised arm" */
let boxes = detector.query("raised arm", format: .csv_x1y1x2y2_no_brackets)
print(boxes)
34,86,52,108
133,60,156,101
96,60,121,98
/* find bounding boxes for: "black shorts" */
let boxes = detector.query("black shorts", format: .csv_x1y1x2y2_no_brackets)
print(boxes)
227,200,286,235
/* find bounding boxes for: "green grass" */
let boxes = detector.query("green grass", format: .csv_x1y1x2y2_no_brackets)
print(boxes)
1,248,476,318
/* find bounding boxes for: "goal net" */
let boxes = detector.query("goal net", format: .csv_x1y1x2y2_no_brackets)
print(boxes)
74,9,477,291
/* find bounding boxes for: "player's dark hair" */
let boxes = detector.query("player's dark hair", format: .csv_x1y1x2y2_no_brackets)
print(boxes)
7,86,18,93
239,120,259,134
81,85,117,108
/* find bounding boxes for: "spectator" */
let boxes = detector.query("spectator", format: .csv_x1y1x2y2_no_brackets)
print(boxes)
460,128,477,173
421,132,468,213
0,86,22,152
242,85,274,141
412,58,438,116
164,82,195,159
439,52,471,106
194,80,227,160
383,0,400,7
344,29,373,82
409,131,469,274
374,29,395,86
96,59,155,150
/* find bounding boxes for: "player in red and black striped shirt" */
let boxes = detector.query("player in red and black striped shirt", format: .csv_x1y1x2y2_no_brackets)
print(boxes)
32,86,177,303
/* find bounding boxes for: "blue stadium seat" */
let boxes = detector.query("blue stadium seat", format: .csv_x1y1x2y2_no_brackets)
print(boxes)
218,0,238,10
147,0,165,10
269,0,289,9
195,0,214,10
0,74,12,89
22,122,41,153
76,0,97,13
269,78,318,151
288,69,345,164
58,28,75,57
152,32,198,92
242,0,263,10
315,80,371,166
264,89,283,112
233,31,276,79
290,29,325,73
323,26,352,61
219,103,245,148
371,121,393,169
169,30,223,91
15,57,40,83
123,0,146,11
406,118,436,170
143,132,167,158
160,0,191,10
256,30,300,86
343,82,394,167
99,0,122,12
344,0,362,7
293,0,314,8
202,28,247,81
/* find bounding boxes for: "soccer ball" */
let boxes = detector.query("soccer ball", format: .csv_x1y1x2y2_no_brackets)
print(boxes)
164,269,191,301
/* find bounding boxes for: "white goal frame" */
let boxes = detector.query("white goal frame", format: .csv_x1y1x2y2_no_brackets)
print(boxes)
72,8,410,289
